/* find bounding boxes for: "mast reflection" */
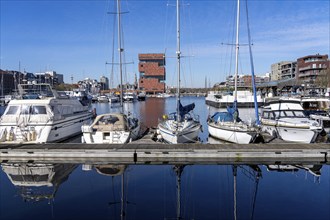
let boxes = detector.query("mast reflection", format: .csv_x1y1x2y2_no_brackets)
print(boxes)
83,163,129,220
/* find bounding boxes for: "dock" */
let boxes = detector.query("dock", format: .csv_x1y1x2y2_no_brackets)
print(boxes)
0,142,329,165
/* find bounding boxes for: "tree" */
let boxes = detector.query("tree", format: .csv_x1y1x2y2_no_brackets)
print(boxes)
314,68,330,88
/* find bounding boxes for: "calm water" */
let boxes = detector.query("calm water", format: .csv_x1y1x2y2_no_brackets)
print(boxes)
0,163,329,220
0,97,329,219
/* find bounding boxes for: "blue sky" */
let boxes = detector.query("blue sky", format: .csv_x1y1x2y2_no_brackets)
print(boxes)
1,0,329,88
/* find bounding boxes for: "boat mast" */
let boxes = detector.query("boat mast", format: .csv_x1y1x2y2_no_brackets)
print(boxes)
245,1,260,125
1,72,3,98
176,0,181,123
234,0,240,110
117,0,124,109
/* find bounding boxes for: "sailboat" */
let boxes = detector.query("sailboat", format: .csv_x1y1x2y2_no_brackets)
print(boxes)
207,0,259,144
81,0,140,144
157,0,202,144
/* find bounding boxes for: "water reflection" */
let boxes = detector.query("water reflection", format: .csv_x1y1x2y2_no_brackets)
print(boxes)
1,163,77,202
0,162,328,219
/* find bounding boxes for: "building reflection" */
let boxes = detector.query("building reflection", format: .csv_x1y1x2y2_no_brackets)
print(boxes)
139,97,166,128
1,163,77,202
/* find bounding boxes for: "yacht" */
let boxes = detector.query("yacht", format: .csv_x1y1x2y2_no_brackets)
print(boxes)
301,97,330,134
123,92,136,102
206,90,263,108
97,95,109,103
137,91,146,101
81,112,140,144
81,0,140,144
260,97,323,143
0,83,93,144
108,94,119,103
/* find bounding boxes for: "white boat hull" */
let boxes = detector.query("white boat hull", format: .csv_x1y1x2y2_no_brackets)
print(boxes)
0,113,93,144
207,122,254,144
82,113,140,144
82,124,140,144
158,120,201,144
261,124,319,143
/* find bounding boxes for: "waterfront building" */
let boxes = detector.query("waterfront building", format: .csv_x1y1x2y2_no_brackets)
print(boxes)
296,54,329,82
33,71,63,86
138,53,166,94
271,61,296,81
0,70,24,95
77,78,101,94
99,75,109,90
224,74,270,89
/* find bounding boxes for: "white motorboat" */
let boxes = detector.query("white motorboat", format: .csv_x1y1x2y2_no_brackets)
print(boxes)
260,97,323,143
137,92,146,101
301,97,330,134
157,0,201,144
156,93,171,98
206,90,263,108
81,113,140,143
97,95,109,103
123,92,136,102
108,94,119,103
82,0,140,144
207,0,260,144
0,83,93,144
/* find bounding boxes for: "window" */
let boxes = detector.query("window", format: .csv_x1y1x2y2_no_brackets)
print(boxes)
6,106,19,115
32,106,47,114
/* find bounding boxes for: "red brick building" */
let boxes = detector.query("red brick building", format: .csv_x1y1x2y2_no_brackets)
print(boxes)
138,53,166,94
297,54,329,82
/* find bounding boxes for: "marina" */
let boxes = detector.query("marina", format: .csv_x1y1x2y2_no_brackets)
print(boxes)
0,0,329,219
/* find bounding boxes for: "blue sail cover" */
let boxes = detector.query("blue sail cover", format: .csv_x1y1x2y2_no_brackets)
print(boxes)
179,101,195,119
211,101,241,123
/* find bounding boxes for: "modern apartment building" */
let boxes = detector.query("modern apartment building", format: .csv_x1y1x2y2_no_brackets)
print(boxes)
296,54,329,82
271,61,296,80
138,53,166,94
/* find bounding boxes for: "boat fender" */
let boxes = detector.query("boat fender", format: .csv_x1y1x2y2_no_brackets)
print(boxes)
162,114,168,120
31,128,37,141
7,127,14,141
0,129,7,142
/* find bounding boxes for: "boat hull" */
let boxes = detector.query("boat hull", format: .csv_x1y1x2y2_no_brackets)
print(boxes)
261,124,319,143
0,112,93,144
158,121,201,144
207,122,254,144
82,124,140,144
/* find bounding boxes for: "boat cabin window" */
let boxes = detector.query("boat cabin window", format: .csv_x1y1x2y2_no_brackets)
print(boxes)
262,111,275,119
5,105,47,115
281,111,295,117
6,106,19,115
10,174,49,182
32,106,47,114
293,111,305,117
